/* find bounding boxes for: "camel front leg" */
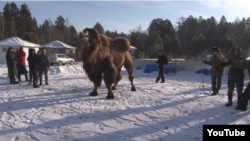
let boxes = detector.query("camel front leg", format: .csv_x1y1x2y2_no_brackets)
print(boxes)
89,74,103,96
89,84,99,96
106,83,114,99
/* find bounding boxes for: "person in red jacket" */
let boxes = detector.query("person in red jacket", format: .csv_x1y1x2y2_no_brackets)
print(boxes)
15,47,29,81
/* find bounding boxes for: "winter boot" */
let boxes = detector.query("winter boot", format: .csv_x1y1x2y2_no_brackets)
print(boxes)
39,75,42,85
12,76,19,84
235,95,242,109
33,85,40,88
25,73,29,81
9,77,13,84
216,87,220,94
235,107,247,111
225,93,233,107
18,75,21,81
235,97,247,111
45,77,49,85
28,74,33,85
225,101,233,107
155,77,160,83
39,74,43,85
211,87,217,96
36,73,39,85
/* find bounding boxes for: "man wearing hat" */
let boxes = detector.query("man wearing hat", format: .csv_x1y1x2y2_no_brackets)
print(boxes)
221,47,246,107
6,47,19,84
203,47,226,96
15,46,29,81
38,49,50,85
154,50,168,83
230,58,250,111
27,49,40,88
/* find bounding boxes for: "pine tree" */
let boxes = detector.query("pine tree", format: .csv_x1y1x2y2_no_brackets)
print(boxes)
55,15,66,31
146,30,163,57
148,18,175,38
18,4,39,43
93,22,104,34
191,33,206,56
0,11,5,40
79,32,83,39
3,2,20,37
162,34,171,52
170,35,181,54
219,35,237,55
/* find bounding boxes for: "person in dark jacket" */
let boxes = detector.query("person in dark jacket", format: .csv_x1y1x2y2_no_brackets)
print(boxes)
15,47,29,81
27,49,40,88
38,49,50,85
221,48,246,107
203,47,226,96
36,50,41,85
230,60,250,111
27,49,33,85
6,47,19,84
154,50,168,83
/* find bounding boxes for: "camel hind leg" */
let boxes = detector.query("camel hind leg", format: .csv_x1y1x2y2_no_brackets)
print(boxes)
112,67,122,90
124,52,136,91
103,61,118,99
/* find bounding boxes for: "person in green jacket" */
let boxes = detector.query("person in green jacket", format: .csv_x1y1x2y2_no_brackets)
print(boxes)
230,60,250,111
203,47,226,96
221,48,246,107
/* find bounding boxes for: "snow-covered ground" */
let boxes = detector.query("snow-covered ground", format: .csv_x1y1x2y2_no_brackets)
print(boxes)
0,63,249,141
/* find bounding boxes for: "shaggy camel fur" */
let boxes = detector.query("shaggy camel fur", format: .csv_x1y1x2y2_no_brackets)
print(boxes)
82,28,136,99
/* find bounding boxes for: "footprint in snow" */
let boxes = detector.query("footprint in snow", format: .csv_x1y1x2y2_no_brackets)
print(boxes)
93,123,104,131
26,132,40,141
11,136,19,141
200,119,206,122
94,122,117,131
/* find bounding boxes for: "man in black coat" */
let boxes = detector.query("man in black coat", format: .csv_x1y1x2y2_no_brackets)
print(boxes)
6,47,19,84
27,49,40,88
38,49,50,85
154,50,168,83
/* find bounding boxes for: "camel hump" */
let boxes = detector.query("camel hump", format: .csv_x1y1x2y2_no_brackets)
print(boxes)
111,37,130,52
99,34,110,47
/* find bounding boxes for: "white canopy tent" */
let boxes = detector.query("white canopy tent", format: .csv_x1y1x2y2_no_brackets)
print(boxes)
0,37,40,64
0,37,40,48
40,40,77,49
40,40,77,55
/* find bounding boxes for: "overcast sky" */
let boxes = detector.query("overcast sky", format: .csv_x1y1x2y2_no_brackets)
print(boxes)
0,0,249,33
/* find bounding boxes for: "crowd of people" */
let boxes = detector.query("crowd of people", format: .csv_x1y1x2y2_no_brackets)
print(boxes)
154,47,250,112
5,47,50,88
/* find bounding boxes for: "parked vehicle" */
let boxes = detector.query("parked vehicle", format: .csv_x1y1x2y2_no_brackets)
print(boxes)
49,54,75,66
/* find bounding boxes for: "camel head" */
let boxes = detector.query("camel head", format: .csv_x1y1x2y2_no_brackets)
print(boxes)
82,28,101,48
